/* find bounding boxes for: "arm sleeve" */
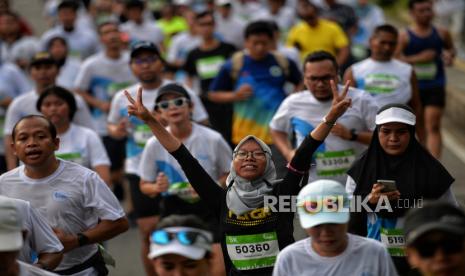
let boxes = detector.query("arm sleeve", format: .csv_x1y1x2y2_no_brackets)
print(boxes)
83,172,125,221
280,135,323,196
27,203,64,254
171,144,224,211
86,129,111,167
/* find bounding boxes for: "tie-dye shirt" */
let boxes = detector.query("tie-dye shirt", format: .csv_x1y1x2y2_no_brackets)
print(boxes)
210,53,301,145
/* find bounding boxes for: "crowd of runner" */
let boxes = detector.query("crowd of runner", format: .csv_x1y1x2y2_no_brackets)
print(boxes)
0,0,464,275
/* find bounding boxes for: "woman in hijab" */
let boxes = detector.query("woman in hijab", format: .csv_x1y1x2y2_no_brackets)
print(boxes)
346,103,456,275
125,81,352,275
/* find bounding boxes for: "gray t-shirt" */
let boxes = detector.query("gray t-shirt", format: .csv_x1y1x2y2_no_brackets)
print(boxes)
0,160,125,273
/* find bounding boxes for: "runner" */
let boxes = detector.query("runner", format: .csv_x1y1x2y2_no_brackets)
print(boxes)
37,86,111,186
107,41,208,276
395,0,455,158
270,51,377,184
273,180,397,276
0,197,59,276
213,0,245,49
139,83,231,276
148,215,213,276
345,24,425,141
46,36,81,90
346,103,457,274
0,115,129,275
124,78,351,275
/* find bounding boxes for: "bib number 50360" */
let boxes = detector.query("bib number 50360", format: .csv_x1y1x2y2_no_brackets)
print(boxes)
235,243,270,254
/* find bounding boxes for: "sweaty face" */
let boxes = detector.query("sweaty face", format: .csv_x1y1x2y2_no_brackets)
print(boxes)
156,94,192,125
39,94,71,127
407,232,465,276
233,140,267,181
304,60,338,101
244,34,272,60
30,64,58,88
370,31,398,61
378,122,411,156
12,117,59,167
152,254,210,276
306,223,348,257
411,1,434,26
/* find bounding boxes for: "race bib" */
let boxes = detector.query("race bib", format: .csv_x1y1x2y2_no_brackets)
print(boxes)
226,232,279,271
56,152,84,166
414,62,437,80
315,149,356,176
133,125,152,147
168,181,200,203
196,56,225,79
380,228,406,257
364,73,400,95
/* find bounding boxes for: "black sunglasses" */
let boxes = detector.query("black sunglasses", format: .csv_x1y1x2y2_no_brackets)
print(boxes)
414,237,464,258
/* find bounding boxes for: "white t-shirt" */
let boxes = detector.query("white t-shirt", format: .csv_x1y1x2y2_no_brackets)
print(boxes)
0,195,63,264
352,58,413,108
139,123,231,195
56,124,110,169
41,25,100,60
74,51,137,136
56,57,82,90
0,160,125,274
120,20,164,46
269,87,377,184
214,13,245,49
253,6,296,32
273,234,398,276
1,36,39,63
18,260,59,276
108,80,209,175
167,32,202,64
4,90,96,135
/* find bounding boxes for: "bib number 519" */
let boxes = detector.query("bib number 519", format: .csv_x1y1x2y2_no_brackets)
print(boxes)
235,243,270,254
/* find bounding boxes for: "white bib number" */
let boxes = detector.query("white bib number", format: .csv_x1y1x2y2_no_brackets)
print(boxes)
133,125,152,147
380,228,406,257
414,62,437,80
315,149,355,176
56,152,84,166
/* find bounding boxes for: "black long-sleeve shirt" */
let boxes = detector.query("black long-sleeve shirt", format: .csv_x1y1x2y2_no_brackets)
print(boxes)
171,134,322,275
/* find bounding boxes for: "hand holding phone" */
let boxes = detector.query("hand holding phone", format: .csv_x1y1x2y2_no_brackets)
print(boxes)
378,180,397,193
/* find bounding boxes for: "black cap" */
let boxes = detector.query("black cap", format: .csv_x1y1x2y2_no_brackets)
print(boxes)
130,41,161,59
404,201,465,245
30,52,56,67
155,83,191,103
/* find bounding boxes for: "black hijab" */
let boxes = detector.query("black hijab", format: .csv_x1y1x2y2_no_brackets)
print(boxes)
347,104,454,234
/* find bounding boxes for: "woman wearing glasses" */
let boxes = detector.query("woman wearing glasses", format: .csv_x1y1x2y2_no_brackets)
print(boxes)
139,83,232,276
128,80,352,275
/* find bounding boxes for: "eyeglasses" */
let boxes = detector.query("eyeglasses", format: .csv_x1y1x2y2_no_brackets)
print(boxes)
414,237,464,258
151,229,209,246
156,97,189,110
233,150,267,160
132,56,158,65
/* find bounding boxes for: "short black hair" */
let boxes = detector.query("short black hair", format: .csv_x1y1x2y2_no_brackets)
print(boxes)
12,115,57,141
373,24,399,38
303,51,339,73
408,0,431,10
195,10,214,21
244,20,274,39
46,36,67,51
267,20,280,33
57,0,79,11
37,86,77,121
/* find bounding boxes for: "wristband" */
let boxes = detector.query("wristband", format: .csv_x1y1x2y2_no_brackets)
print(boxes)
323,116,336,126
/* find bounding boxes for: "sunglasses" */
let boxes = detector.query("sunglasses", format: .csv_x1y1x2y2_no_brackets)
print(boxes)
233,150,267,160
151,230,208,246
414,237,464,258
156,97,189,110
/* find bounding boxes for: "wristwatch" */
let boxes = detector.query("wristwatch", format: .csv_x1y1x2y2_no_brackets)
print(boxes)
350,129,358,141
77,233,90,247
323,116,336,126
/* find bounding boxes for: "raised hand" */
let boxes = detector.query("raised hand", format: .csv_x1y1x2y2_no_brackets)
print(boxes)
125,86,153,123
326,80,352,122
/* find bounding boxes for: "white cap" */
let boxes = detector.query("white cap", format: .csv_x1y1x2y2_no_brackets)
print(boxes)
0,198,23,252
173,0,192,5
375,107,416,126
297,180,350,229
215,0,232,6
148,227,213,260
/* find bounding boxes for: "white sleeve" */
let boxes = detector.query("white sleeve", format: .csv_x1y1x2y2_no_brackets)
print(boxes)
269,98,291,133
215,136,233,175
73,94,97,131
83,172,125,221
440,188,459,206
345,175,357,199
108,92,123,124
4,98,21,135
86,129,111,167
361,92,378,131
26,202,64,254
73,60,92,90
185,86,208,122
138,139,159,181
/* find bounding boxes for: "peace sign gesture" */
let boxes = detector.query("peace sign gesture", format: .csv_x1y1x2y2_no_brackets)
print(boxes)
325,80,352,123
125,86,153,123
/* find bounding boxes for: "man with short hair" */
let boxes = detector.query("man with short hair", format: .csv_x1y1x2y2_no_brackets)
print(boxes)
404,201,465,276
0,115,129,276
273,179,397,275
0,197,59,276
4,52,95,171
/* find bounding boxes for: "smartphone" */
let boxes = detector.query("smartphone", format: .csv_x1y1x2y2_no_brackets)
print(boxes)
378,179,397,193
